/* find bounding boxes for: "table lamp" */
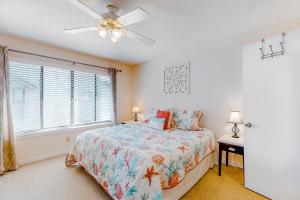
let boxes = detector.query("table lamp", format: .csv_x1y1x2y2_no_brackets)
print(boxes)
228,111,243,138
132,106,141,121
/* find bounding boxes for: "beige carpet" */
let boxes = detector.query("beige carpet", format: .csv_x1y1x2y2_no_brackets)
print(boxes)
0,156,267,200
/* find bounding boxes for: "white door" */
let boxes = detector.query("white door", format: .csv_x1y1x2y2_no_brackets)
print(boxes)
243,30,300,200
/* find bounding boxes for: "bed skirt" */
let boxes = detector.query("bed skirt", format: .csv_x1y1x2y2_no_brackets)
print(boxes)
163,151,215,200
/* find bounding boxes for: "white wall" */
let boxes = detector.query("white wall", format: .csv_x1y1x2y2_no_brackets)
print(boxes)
16,123,109,166
133,45,243,139
0,34,134,165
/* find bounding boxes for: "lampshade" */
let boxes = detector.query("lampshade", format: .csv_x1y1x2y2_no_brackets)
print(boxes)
132,106,140,113
228,111,243,123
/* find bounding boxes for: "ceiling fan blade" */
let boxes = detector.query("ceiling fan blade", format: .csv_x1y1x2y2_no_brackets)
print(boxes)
117,7,148,27
125,30,155,46
67,0,102,20
64,26,98,34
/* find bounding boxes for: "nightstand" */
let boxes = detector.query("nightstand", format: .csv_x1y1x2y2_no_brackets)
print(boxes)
121,120,138,124
218,134,244,176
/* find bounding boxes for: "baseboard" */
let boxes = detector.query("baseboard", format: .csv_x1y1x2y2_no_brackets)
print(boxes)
222,159,243,168
213,159,243,168
212,151,243,168
17,149,69,166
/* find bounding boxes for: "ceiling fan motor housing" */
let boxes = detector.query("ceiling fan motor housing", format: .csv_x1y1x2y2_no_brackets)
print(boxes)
107,4,119,13
101,4,119,19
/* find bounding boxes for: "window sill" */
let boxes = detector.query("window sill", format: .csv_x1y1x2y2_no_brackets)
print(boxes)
16,122,112,141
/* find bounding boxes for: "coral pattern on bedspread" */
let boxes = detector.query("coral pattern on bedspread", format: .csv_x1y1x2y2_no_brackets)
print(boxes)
66,122,215,200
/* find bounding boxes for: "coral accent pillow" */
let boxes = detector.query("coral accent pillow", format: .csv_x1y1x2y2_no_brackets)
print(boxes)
156,110,170,129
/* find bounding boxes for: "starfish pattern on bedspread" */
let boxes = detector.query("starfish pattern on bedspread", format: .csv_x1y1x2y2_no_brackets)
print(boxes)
66,122,216,200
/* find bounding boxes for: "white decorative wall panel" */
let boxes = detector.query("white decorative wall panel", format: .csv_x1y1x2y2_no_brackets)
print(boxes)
164,62,190,95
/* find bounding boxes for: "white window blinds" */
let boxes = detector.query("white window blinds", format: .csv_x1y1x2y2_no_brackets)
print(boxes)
9,61,113,134
43,67,71,129
74,71,95,125
10,62,41,132
96,75,113,122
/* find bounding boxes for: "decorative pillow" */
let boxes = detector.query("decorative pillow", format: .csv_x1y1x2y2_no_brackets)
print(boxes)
144,108,158,123
167,108,177,128
169,108,180,129
149,118,166,131
173,110,204,131
156,110,170,129
165,109,175,129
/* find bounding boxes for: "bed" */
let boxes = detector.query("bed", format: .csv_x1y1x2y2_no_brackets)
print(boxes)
66,122,216,200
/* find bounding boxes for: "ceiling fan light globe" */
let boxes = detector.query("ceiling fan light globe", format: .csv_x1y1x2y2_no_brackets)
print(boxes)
98,28,107,38
110,35,120,44
112,29,123,39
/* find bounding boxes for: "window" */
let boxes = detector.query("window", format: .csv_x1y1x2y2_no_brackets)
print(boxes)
9,61,113,134
10,62,41,132
74,71,95,124
43,67,71,129
96,75,113,122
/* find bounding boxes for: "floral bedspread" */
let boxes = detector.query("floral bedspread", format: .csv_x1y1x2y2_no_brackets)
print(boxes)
66,122,215,200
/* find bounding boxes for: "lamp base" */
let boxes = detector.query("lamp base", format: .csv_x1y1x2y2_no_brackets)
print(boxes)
134,113,138,121
231,123,240,138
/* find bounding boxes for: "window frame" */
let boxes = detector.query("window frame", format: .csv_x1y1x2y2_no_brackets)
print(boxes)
16,121,112,140
9,61,112,136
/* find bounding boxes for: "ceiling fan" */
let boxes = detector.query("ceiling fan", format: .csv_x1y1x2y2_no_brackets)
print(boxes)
65,0,155,45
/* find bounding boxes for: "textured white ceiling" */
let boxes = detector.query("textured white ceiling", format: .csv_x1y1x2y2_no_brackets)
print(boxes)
1,0,300,64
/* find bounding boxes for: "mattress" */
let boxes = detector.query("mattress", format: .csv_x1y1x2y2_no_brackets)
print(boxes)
66,122,216,200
